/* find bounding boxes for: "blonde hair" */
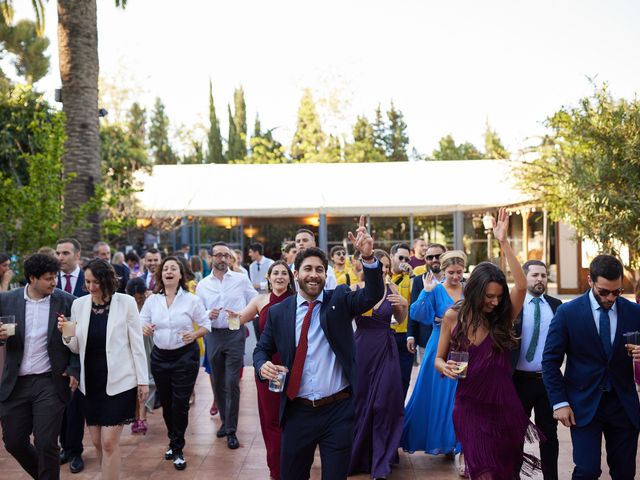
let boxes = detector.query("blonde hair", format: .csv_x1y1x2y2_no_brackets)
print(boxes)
440,250,467,270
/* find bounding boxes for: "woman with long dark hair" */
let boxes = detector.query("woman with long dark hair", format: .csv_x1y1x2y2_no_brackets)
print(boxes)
226,260,295,480
435,209,541,479
140,256,210,470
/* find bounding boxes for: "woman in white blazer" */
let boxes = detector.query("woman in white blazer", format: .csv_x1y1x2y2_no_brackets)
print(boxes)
60,259,148,480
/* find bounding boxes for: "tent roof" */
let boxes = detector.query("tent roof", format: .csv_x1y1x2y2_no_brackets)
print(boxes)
135,160,530,218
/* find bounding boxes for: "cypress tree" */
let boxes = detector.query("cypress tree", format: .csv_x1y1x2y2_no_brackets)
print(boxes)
206,79,224,163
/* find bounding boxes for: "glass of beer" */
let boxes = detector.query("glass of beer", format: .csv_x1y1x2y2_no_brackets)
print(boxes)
227,311,240,331
448,351,469,379
269,370,287,393
62,319,76,338
0,315,16,337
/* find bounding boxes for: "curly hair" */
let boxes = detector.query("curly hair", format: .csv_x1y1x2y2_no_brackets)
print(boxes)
84,258,118,301
155,256,189,294
451,261,517,352
24,253,61,283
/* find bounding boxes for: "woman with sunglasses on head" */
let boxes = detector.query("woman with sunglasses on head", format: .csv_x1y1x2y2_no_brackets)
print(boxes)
348,249,407,480
139,256,211,470
225,260,295,480
59,259,148,480
435,209,542,480
401,250,467,475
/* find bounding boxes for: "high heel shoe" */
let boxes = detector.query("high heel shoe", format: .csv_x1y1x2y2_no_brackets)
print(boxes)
455,452,469,478
131,420,140,434
138,419,148,435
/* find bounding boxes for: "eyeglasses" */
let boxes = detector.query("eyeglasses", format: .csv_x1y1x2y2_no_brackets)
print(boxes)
333,252,346,257
397,255,410,262
594,284,624,297
426,254,441,260
212,253,231,259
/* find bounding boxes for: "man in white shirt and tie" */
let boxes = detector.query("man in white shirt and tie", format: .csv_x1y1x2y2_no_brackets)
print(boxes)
55,238,87,473
196,242,257,450
248,243,274,292
513,260,561,480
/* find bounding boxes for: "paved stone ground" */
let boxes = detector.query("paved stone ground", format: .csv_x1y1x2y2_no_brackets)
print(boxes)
0,365,626,479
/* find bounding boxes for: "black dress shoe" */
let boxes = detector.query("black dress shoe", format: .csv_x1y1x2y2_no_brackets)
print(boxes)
227,433,239,450
69,455,84,474
216,427,227,438
164,448,174,460
173,452,187,470
59,449,70,465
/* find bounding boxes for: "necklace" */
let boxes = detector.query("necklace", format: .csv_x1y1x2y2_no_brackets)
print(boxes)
91,299,111,315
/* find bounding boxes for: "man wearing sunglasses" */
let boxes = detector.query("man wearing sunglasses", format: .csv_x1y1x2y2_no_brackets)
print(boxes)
390,243,414,398
543,254,640,479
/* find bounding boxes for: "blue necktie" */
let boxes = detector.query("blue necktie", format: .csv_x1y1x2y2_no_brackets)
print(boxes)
525,297,542,362
599,307,612,358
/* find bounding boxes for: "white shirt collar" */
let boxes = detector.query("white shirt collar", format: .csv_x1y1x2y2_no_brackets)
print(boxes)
588,289,618,313
296,291,324,307
526,292,547,305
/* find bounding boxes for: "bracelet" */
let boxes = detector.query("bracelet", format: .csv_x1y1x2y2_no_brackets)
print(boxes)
361,254,375,262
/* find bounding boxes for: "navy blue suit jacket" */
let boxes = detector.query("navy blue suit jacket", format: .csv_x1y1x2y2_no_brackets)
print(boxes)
542,292,640,428
253,262,384,425
57,269,88,297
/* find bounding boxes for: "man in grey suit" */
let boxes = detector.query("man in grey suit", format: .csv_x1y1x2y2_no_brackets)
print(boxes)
0,253,78,480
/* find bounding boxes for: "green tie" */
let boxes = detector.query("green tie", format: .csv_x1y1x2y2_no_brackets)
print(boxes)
525,297,542,362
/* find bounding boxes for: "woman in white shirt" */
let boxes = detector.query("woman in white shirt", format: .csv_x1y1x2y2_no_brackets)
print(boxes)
60,259,148,480
140,256,210,470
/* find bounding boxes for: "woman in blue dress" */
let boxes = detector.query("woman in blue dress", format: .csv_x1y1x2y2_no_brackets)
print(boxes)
401,250,467,472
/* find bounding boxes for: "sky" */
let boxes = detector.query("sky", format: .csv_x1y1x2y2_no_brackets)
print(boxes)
11,0,640,157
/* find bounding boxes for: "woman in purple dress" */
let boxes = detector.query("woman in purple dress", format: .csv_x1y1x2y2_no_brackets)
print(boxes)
435,208,542,480
349,249,407,480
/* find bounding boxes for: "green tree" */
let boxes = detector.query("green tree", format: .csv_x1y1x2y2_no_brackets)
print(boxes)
518,84,640,276
244,113,286,164
149,97,177,164
484,121,509,159
290,89,326,162
432,134,483,160
206,79,223,163
344,115,386,163
127,102,146,149
385,101,409,162
324,134,342,162
226,103,242,161
0,86,97,256
0,18,49,84
372,104,387,156
233,86,247,155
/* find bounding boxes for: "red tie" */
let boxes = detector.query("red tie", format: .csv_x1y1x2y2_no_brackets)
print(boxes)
64,274,72,294
286,300,317,400
149,275,156,291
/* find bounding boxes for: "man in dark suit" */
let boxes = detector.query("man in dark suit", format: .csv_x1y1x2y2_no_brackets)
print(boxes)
140,248,162,291
543,254,640,479
55,238,87,473
254,216,384,480
0,253,79,480
512,260,562,480
93,241,129,293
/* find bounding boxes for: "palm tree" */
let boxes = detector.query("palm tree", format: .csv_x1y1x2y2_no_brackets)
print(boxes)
1,0,127,249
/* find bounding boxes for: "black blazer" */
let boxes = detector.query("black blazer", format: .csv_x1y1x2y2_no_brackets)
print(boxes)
253,262,384,425
511,293,562,370
57,269,88,297
0,287,79,403
407,274,432,348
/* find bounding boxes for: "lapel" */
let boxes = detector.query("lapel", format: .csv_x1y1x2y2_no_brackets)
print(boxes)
79,295,92,344
611,297,627,355
319,289,333,340
578,293,608,360
105,294,118,348
74,270,85,297
47,292,60,345
16,288,27,345
284,296,297,359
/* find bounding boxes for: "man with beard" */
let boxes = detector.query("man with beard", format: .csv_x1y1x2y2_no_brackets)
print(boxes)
513,260,561,480
254,216,384,480
0,253,78,479
408,238,427,269
141,248,162,291
407,243,447,358
543,255,640,479
293,229,337,289
196,242,257,450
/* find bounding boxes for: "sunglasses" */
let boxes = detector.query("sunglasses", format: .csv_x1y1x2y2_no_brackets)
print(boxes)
333,251,346,257
594,285,624,297
426,254,441,260
397,255,410,262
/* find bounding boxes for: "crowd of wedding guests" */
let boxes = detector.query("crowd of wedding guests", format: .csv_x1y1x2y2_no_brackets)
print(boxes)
1,212,640,480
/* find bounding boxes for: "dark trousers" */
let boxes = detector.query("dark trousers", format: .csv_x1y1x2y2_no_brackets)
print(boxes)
0,374,66,480
59,389,85,456
206,328,245,434
151,343,199,453
281,396,354,480
570,390,639,480
394,332,414,399
514,372,559,480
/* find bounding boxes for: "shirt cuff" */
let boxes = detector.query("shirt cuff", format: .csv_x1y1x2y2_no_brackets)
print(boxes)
406,336,415,341
553,401,570,410
362,258,379,269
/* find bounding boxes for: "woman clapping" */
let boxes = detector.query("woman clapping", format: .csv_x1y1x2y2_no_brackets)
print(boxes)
140,256,210,470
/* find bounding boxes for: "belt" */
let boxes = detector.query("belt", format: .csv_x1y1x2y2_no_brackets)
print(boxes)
514,370,543,379
18,372,52,378
294,388,351,408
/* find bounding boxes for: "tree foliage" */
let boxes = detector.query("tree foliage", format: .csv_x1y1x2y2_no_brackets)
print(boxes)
0,18,49,84
484,121,509,159
385,101,409,162
432,134,483,160
243,113,286,164
290,89,326,162
0,86,97,256
518,84,640,269
149,97,177,164
344,115,386,163
206,79,224,163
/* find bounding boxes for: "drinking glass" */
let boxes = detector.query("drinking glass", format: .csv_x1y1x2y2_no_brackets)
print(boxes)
623,331,640,359
448,351,469,379
269,370,287,393
0,315,16,337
